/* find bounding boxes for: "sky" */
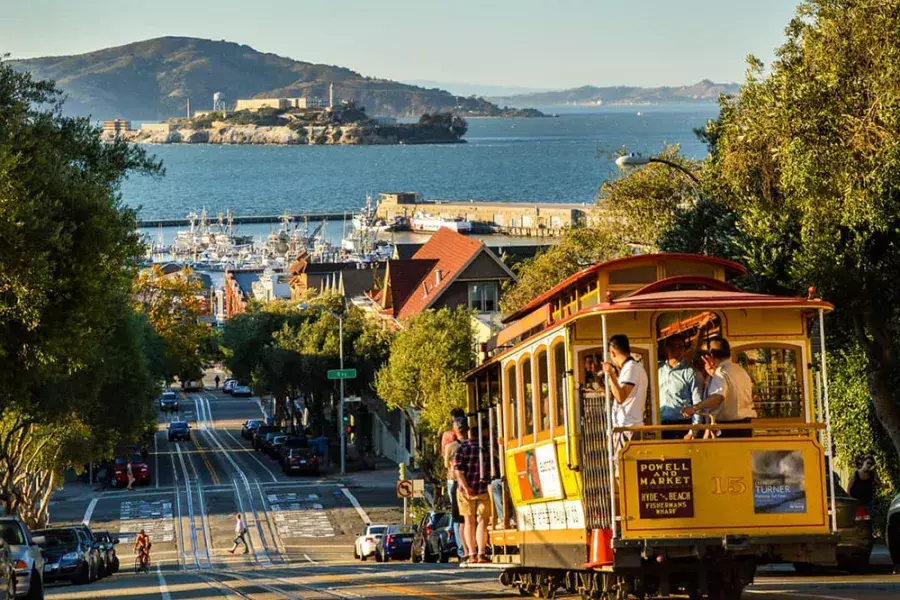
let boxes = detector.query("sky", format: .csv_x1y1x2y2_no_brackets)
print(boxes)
2,0,799,90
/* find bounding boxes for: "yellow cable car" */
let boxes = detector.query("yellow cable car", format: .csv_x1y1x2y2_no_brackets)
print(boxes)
464,253,838,600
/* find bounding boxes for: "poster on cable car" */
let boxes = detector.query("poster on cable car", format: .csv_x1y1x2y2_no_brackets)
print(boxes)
514,444,563,501
752,450,807,514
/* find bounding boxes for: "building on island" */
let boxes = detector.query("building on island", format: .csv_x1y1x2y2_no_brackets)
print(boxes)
102,119,131,136
139,122,171,134
234,97,327,112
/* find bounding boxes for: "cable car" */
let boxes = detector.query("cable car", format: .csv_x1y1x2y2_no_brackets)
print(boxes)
465,253,838,600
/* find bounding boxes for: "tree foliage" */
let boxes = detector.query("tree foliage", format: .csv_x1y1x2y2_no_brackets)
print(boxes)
0,59,163,525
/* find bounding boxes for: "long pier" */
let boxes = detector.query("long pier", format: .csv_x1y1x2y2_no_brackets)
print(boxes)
138,212,349,228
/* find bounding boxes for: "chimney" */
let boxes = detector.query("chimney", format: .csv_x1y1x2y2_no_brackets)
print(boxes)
422,281,429,298
186,98,191,119
435,269,443,285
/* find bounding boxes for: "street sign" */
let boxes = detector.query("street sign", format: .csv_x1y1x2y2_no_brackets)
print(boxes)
343,395,362,403
327,368,357,380
397,480,414,499
412,479,425,499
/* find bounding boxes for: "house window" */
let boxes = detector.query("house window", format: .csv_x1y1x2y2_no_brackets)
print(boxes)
468,282,499,312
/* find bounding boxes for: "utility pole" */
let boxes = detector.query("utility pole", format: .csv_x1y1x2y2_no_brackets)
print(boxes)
338,313,346,476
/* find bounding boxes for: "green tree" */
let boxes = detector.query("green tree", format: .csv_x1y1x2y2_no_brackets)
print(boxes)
696,0,900,469
500,225,629,314
375,307,475,476
0,59,162,524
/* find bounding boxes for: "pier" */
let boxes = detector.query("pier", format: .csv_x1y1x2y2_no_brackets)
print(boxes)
138,212,348,228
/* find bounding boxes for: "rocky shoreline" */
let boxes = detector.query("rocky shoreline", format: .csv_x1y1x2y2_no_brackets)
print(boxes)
103,123,465,145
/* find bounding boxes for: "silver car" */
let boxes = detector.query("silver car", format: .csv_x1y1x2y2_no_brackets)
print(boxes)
0,518,44,599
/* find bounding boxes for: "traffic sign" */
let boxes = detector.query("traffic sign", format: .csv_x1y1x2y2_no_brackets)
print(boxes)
343,395,362,403
397,480,414,499
327,368,357,380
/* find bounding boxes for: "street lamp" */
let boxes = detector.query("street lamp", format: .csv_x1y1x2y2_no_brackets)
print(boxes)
615,152,700,184
297,303,346,475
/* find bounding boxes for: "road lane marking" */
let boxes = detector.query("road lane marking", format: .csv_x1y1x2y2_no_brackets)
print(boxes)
154,429,160,489
176,443,201,569
156,563,172,600
184,438,213,567
200,391,278,482
338,485,371,525
82,498,98,525
303,553,318,564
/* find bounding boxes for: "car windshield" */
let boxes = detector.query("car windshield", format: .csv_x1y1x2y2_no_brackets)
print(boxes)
130,454,143,464
289,448,311,457
161,392,176,400
285,438,309,448
368,526,386,536
0,523,26,545
246,420,261,427
94,532,109,542
35,529,78,547
170,422,188,429
273,436,286,443
391,525,416,535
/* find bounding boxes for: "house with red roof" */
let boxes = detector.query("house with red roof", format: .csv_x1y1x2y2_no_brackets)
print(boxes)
362,228,516,329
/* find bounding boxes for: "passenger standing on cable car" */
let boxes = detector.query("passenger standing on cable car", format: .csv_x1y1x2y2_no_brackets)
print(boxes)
601,334,648,454
681,336,756,438
658,335,703,439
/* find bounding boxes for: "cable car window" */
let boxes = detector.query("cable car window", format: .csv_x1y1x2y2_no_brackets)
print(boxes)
506,364,518,440
553,342,566,432
522,356,534,437
536,349,550,432
736,346,803,419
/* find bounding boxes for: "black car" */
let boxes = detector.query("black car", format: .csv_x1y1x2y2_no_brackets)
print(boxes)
167,420,191,442
278,436,310,466
794,479,873,573
283,448,320,475
158,391,179,412
252,426,281,451
33,527,100,585
411,511,457,563
241,419,264,440
91,531,119,576
889,491,900,565
265,435,288,458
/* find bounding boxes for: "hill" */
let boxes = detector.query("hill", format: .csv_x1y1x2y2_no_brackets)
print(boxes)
488,80,740,107
10,37,542,120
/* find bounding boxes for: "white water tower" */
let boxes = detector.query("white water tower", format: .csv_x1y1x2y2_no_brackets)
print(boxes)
213,92,226,114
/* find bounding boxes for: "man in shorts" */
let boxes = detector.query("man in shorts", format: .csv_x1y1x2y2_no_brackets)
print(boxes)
454,425,489,563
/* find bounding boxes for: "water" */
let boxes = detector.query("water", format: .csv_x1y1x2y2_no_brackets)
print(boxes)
123,104,718,220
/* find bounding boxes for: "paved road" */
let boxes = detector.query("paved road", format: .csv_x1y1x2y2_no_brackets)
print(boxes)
43,388,900,599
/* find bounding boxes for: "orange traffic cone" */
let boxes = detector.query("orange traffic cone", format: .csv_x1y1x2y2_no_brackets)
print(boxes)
582,528,613,568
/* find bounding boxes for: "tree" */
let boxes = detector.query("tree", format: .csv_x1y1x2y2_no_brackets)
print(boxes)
133,265,210,382
375,307,475,476
0,58,162,524
696,0,900,467
500,225,629,314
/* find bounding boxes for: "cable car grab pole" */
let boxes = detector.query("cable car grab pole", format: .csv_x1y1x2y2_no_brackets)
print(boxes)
819,308,837,533
602,313,617,539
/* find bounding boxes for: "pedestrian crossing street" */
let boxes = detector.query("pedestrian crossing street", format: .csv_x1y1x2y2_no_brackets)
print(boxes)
119,498,175,543
267,492,335,538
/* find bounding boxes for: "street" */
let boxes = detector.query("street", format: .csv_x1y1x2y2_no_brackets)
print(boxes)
42,389,900,600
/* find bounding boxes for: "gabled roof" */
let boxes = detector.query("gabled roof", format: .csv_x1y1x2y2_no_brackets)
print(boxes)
378,258,437,316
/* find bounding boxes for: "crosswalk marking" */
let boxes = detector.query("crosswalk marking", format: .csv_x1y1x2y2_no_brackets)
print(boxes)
267,493,335,538
119,499,175,543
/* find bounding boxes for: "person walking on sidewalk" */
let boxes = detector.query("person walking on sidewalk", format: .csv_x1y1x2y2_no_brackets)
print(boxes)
229,513,249,554
126,459,135,491
214,374,220,389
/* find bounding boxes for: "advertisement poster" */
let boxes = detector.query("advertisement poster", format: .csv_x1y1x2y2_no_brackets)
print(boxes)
514,444,562,501
752,450,807,514
636,458,694,519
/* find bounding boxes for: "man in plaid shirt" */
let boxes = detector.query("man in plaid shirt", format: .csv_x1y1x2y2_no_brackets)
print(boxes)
454,425,490,563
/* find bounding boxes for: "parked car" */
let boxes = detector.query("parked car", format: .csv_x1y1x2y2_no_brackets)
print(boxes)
68,526,106,580
0,516,45,599
180,380,202,393
167,420,191,442
222,379,237,395
91,532,119,576
794,479,873,573
410,511,456,563
283,448,320,476
252,427,281,451
374,524,417,562
241,419,264,440
0,537,15,600
264,435,288,458
232,384,252,397
353,524,387,561
278,436,311,466
111,454,150,487
158,391,179,412
887,491,900,565
32,527,100,585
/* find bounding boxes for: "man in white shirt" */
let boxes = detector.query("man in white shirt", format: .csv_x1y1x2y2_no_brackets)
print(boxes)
682,336,756,438
601,334,648,453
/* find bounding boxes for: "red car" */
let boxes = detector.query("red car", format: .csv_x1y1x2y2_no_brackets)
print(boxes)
111,454,150,487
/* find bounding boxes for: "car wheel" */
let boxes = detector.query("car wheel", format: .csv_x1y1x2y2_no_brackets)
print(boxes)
112,557,120,573
75,563,91,585
439,551,450,563
374,549,383,563
6,570,16,600
353,545,359,559
424,544,437,564
838,554,870,574
411,544,421,563
24,570,42,600
792,562,815,575
889,523,900,564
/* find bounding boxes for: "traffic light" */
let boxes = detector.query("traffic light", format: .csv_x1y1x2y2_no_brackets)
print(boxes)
399,462,408,481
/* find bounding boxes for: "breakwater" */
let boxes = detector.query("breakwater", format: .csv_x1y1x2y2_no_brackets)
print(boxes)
138,212,347,228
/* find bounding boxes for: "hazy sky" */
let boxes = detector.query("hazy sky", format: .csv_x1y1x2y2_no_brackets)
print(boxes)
3,0,799,89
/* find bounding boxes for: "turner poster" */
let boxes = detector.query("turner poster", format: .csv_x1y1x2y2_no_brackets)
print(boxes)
751,450,807,514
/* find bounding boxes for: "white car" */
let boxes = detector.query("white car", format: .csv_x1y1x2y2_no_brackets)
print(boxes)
232,384,252,397
354,524,387,561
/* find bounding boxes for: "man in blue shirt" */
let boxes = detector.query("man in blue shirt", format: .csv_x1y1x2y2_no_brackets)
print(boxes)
658,336,702,439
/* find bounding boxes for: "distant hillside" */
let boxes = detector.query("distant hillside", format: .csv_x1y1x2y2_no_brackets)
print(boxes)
10,37,542,120
488,80,740,107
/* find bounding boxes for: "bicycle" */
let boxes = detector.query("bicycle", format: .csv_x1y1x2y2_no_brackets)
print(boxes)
134,551,150,574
